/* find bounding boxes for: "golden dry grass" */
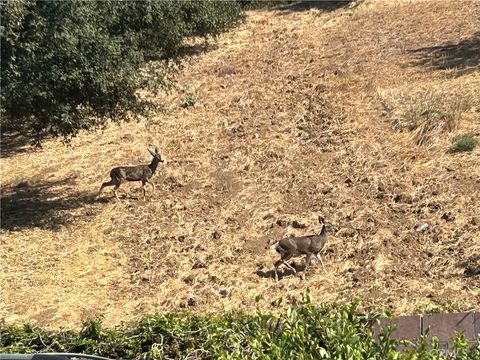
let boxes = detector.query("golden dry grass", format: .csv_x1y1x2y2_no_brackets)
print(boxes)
1,0,479,329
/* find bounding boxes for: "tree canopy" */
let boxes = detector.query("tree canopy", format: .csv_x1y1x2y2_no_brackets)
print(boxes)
1,0,244,144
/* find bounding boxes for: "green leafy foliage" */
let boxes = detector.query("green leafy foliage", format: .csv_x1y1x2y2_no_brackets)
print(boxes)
1,300,479,359
0,0,244,144
181,95,196,108
447,133,478,153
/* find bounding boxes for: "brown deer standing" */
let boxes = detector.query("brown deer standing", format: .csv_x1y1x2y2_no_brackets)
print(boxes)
99,147,164,200
269,216,334,281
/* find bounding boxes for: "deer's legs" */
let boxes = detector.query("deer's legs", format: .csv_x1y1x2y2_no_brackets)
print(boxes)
146,180,155,192
274,254,295,282
274,262,280,282
141,180,148,200
283,260,296,272
305,253,313,268
99,180,115,197
300,254,318,280
316,253,326,272
113,184,121,200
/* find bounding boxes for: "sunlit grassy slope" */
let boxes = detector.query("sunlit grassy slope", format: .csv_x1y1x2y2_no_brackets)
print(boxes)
1,0,479,328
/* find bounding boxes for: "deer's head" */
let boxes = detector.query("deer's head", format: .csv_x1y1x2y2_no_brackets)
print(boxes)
148,147,165,163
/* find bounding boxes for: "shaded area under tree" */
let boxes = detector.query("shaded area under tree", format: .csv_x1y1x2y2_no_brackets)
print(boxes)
277,0,355,12
0,131,35,159
1,176,103,231
408,32,480,76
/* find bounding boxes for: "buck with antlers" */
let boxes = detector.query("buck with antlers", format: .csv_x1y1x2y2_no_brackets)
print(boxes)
99,146,165,200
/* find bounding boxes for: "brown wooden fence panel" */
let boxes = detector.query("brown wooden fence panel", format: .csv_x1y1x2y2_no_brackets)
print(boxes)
375,311,479,347
423,312,476,341
475,312,480,338
375,315,422,341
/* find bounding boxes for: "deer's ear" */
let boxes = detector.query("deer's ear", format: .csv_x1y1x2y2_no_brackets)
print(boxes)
148,149,156,157
155,147,160,154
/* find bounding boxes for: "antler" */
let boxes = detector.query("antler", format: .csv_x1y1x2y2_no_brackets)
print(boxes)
148,143,166,163
148,143,161,153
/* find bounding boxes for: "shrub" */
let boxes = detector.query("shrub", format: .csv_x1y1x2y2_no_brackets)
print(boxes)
378,90,472,146
181,95,196,108
1,300,479,359
180,1,245,38
0,0,243,144
447,133,478,153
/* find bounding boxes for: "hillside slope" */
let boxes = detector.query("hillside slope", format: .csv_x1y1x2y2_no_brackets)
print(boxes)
1,0,479,328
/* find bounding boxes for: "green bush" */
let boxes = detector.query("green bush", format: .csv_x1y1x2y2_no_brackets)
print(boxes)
447,133,478,153
181,95,196,108
378,90,473,147
180,1,245,39
0,0,243,144
1,298,479,359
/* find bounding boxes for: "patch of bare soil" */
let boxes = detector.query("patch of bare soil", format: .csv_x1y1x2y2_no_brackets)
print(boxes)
1,0,479,328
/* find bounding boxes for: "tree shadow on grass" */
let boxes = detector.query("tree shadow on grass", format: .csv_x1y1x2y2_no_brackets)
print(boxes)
408,32,480,77
179,41,219,58
275,1,354,12
1,176,105,231
0,131,34,159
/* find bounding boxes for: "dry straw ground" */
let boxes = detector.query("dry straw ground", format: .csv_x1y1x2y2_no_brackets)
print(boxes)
1,0,479,329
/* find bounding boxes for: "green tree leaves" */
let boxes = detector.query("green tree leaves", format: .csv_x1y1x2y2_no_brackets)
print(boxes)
1,0,243,144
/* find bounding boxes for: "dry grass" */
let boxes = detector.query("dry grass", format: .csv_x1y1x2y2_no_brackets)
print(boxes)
379,88,476,146
1,0,479,329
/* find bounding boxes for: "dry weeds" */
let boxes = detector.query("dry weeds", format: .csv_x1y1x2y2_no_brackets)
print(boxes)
1,0,479,329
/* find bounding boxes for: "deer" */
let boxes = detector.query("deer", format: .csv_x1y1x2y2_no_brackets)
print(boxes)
269,216,334,282
98,146,165,200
